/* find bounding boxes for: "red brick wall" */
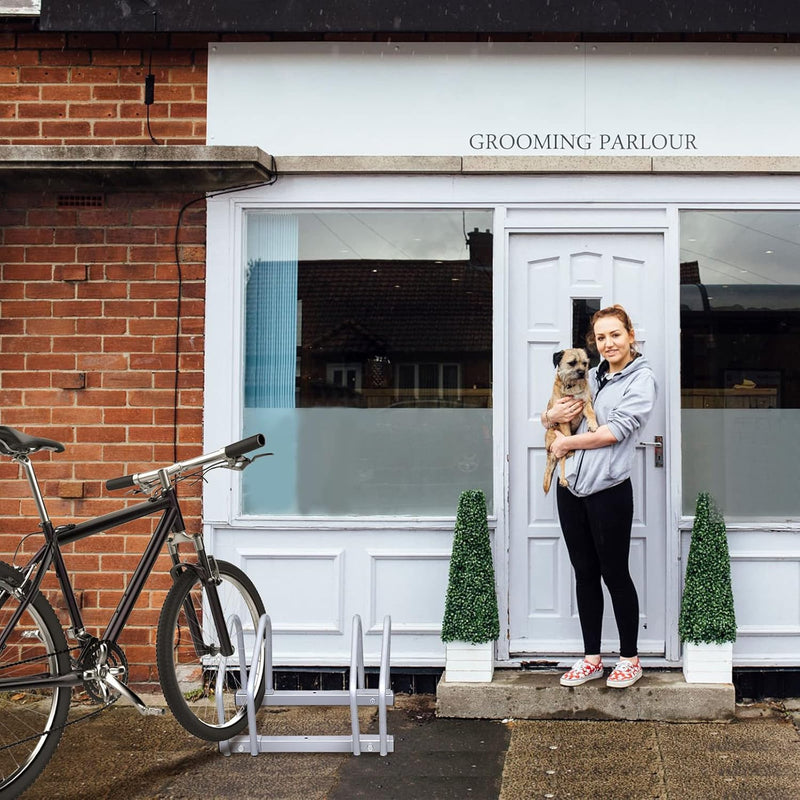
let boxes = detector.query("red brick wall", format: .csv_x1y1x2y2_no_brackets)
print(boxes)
0,24,213,684
0,24,210,144
0,189,207,683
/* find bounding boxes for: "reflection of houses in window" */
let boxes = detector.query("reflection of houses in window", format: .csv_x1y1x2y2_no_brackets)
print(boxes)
311,321,383,404
327,362,362,392
397,362,461,402
298,258,492,408
680,274,800,408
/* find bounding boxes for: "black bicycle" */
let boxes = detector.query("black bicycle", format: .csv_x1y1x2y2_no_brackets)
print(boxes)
0,426,269,798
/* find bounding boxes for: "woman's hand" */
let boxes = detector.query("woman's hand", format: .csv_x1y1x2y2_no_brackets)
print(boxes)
549,430,572,459
547,396,584,425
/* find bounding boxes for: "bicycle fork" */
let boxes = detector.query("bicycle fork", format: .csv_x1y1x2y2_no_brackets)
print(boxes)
167,532,235,660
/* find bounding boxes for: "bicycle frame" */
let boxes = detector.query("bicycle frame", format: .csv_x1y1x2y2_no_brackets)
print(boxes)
0,456,233,693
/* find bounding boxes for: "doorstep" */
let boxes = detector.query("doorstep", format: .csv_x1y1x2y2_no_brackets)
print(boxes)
436,668,735,722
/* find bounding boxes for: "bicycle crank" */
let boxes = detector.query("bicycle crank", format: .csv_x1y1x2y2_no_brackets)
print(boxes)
80,640,128,703
80,640,165,716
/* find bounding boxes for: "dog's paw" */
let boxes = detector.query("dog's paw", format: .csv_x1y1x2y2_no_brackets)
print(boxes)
587,421,598,432
558,477,569,487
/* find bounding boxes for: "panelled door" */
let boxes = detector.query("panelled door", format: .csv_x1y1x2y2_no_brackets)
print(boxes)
508,232,667,656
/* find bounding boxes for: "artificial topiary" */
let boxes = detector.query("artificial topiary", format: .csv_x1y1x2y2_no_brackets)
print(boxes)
679,492,737,645
441,489,500,644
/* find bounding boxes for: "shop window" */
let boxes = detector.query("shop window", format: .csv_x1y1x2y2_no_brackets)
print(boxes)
680,211,800,519
241,210,493,516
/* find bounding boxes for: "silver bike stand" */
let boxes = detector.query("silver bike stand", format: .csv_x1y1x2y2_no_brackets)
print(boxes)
217,613,394,756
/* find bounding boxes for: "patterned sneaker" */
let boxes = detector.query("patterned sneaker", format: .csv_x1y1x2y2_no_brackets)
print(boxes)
606,659,642,688
559,659,604,686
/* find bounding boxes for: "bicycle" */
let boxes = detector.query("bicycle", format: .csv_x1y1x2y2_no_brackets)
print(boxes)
0,425,270,798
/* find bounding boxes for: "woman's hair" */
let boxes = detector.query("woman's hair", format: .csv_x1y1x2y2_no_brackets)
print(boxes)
585,304,638,355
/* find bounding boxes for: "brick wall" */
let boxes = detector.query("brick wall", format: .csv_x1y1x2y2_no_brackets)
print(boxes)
0,189,207,683
0,24,210,145
0,23,213,684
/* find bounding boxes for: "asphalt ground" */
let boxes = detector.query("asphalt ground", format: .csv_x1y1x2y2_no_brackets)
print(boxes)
18,694,800,800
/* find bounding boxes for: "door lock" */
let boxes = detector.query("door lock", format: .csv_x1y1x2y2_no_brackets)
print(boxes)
638,435,663,467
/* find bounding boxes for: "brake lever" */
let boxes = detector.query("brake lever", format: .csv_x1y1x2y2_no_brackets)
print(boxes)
227,452,273,471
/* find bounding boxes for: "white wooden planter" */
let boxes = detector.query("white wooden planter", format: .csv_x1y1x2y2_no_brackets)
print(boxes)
682,641,733,684
444,641,495,683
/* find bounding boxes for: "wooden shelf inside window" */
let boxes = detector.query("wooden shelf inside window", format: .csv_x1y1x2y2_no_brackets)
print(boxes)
681,388,777,409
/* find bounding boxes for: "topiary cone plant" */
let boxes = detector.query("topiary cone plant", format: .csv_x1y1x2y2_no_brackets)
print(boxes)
679,491,737,683
441,489,499,682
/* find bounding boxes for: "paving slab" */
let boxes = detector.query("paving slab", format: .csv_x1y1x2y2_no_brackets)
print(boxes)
21,703,354,800
500,714,800,800
329,695,509,800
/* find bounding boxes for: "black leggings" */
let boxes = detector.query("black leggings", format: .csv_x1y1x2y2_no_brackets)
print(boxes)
556,479,639,658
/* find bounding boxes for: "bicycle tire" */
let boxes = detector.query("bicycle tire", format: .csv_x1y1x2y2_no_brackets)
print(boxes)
156,559,266,741
0,560,71,800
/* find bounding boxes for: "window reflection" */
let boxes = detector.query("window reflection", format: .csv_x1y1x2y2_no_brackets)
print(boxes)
242,210,494,517
680,211,800,518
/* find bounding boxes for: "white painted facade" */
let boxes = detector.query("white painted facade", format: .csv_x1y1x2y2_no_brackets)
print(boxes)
204,43,800,669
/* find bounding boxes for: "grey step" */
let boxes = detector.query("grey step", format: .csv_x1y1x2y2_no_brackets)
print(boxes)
436,669,735,722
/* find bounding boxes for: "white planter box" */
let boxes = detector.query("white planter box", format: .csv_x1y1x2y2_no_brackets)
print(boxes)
682,641,733,684
444,641,495,683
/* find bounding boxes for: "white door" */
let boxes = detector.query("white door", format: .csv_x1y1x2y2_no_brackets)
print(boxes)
508,232,667,657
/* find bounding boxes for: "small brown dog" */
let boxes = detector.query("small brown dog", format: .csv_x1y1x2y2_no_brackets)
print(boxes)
543,348,598,494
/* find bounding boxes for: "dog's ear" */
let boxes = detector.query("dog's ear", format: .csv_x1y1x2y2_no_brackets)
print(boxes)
552,350,564,368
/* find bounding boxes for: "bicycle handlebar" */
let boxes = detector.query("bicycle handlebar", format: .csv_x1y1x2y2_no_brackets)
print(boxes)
106,474,136,491
224,433,266,459
105,433,267,492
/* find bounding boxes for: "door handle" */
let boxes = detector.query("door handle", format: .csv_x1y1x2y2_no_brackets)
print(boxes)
637,435,663,468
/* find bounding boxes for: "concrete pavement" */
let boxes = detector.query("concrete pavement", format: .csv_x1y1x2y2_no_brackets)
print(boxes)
20,693,800,800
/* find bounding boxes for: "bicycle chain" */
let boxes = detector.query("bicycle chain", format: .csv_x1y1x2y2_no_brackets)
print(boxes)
0,645,120,753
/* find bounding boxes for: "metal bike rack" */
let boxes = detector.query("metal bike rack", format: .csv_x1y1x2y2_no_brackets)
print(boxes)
218,613,394,756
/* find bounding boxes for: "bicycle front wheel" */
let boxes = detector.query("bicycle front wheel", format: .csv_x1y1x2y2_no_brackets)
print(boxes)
156,559,266,741
0,560,71,800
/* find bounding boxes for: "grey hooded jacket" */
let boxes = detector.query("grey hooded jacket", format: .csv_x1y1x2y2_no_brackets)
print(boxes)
563,354,657,497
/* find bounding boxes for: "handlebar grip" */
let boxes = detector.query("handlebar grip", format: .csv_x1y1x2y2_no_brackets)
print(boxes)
106,474,136,491
224,433,266,459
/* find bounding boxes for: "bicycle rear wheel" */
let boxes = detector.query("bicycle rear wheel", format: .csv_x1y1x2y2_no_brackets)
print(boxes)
0,560,71,800
156,559,266,741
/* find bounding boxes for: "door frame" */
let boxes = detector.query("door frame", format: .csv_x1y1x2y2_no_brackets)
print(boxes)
497,206,683,664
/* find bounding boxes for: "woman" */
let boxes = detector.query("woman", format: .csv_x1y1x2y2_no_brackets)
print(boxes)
542,304,656,689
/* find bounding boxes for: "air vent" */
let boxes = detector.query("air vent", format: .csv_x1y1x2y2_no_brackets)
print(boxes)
57,194,104,208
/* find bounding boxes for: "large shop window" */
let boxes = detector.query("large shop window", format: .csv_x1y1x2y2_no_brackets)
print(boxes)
241,210,494,516
680,211,800,519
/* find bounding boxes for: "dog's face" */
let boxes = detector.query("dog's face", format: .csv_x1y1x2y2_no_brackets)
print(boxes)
553,348,590,387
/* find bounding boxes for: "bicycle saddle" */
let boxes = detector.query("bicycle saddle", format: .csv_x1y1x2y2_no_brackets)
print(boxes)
0,426,65,455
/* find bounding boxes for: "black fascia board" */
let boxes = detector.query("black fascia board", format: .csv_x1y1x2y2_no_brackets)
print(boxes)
40,0,800,35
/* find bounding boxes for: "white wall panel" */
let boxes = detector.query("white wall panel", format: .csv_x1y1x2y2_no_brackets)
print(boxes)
368,552,451,633
237,549,345,634
208,526,472,666
681,531,800,665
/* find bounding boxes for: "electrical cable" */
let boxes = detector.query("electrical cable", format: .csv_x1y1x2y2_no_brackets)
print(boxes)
170,164,278,463
144,7,161,145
